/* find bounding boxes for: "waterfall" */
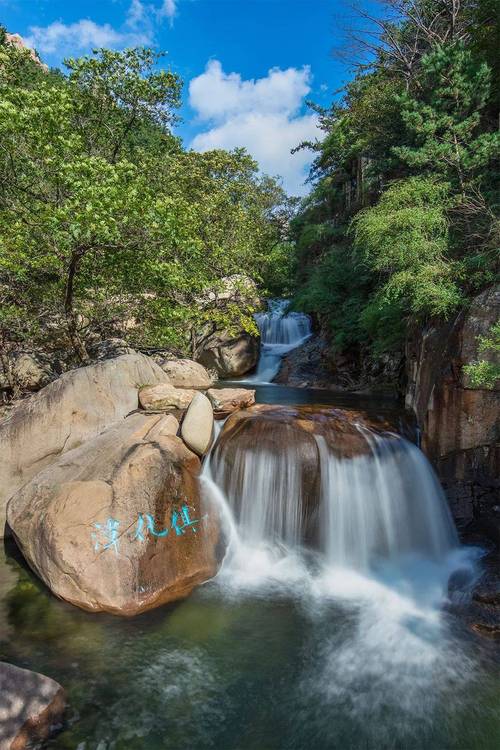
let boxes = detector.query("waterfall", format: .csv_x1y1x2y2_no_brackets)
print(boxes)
246,299,312,383
202,418,462,583
316,431,458,570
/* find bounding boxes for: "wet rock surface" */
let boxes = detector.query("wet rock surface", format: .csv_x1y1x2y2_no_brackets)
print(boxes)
218,403,410,459
454,543,500,641
207,387,256,418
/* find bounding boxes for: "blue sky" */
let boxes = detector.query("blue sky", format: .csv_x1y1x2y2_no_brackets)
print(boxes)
2,0,363,195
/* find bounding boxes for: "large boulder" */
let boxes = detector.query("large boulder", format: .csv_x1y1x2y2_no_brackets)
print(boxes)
157,359,214,388
7,412,220,616
197,333,259,378
0,353,170,537
405,285,500,526
0,662,65,750
181,392,214,456
207,387,256,418
139,383,196,411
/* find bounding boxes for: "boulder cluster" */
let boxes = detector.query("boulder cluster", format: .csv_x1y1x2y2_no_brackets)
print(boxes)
0,353,255,618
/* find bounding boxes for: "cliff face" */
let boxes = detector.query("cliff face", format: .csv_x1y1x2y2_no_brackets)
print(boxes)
5,32,48,70
406,286,499,530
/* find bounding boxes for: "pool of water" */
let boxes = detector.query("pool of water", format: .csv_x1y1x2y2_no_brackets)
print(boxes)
1,538,500,750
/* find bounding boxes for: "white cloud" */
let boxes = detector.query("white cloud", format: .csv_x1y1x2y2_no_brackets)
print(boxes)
126,0,147,29
189,61,320,195
24,19,148,56
23,0,177,59
158,0,178,24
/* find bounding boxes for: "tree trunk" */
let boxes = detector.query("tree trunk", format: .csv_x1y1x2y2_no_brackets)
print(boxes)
64,250,90,364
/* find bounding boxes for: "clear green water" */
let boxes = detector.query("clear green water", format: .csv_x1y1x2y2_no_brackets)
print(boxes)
1,540,500,750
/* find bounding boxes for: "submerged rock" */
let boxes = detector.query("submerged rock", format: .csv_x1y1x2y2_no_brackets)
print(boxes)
218,404,380,460
213,404,384,547
181,392,214,456
0,661,65,750
157,359,214,389
207,387,256,418
0,353,169,537
7,412,220,615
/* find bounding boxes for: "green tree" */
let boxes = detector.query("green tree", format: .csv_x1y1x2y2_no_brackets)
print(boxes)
463,321,500,389
0,38,288,381
394,44,499,196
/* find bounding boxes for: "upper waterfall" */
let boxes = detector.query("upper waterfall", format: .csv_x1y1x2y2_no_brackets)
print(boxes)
246,299,312,383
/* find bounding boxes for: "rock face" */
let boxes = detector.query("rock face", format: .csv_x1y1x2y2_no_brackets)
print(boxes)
0,351,58,393
139,383,196,410
10,353,54,392
0,661,65,750
88,338,136,361
276,336,403,393
7,412,220,616
207,387,256,417
0,353,170,537
275,337,338,389
181,392,214,456
157,359,214,388
197,333,259,378
5,33,48,71
406,285,499,529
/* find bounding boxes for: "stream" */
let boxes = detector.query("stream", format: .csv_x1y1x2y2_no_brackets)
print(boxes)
1,301,499,749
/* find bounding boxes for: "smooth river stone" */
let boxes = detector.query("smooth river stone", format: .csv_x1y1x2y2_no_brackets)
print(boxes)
181,392,214,455
207,387,256,418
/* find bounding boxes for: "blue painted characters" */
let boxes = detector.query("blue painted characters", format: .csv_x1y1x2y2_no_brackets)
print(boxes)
133,513,169,542
91,518,120,554
91,504,203,554
171,505,201,536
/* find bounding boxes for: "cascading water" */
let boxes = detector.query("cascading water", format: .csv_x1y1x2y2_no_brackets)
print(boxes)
316,431,458,570
246,299,312,383
203,420,461,578
199,411,482,745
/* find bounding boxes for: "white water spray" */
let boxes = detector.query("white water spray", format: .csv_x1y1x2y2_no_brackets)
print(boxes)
199,412,480,727
201,419,473,593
